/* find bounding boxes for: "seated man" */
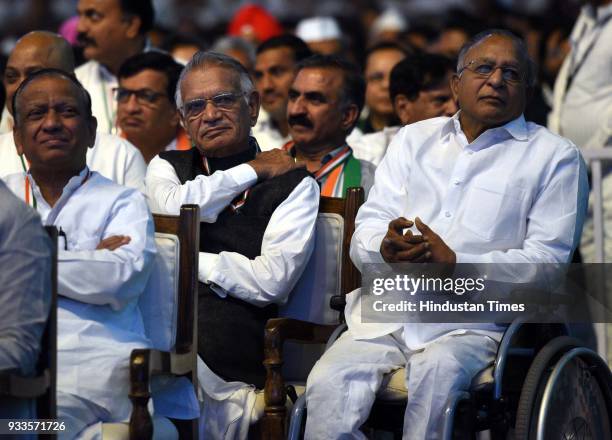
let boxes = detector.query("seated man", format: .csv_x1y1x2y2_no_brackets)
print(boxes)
116,51,189,163
145,51,319,437
351,52,458,165
0,181,51,418
4,68,156,437
284,54,375,197
305,29,588,439
0,31,146,189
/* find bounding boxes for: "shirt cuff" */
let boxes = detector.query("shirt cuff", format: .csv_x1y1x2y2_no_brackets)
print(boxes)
198,252,220,284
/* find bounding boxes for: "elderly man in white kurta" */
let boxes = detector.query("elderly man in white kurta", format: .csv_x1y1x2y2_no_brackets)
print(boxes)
304,30,589,440
4,68,155,438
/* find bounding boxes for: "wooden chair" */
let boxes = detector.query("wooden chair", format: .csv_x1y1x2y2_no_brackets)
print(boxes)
0,226,57,427
101,205,200,440
260,187,365,439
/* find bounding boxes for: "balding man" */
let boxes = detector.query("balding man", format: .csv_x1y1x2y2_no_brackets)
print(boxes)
0,31,146,190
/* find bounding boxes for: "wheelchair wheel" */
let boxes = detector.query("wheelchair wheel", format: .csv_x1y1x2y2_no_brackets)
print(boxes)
514,336,612,440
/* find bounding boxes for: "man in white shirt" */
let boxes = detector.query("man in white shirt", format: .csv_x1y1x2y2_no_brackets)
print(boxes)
4,68,156,437
305,29,589,440
0,181,51,419
75,0,154,133
145,51,319,437
351,52,458,165
285,54,375,198
0,31,146,190
252,34,312,151
548,0,612,151
116,51,189,163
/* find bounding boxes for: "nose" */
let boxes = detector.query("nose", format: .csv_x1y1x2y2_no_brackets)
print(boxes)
261,73,274,92
487,67,505,88
444,98,458,116
288,95,305,116
201,100,222,122
124,93,141,114
76,16,88,34
42,110,62,131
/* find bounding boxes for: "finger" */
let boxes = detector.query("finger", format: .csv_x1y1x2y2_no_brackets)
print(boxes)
411,252,431,263
106,237,131,251
402,231,425,244
389,217,414,234
414,217,432,237
396,242,430,260
382,236,416,252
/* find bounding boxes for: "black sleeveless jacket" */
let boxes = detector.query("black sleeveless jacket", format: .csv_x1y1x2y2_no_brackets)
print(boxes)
159,146,310,387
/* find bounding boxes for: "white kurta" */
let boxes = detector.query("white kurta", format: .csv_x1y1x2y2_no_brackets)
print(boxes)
0,131,146,191
305,113,589,439
349,125,400,166
145,155,320,438
4,169,156,429
75,61,118,135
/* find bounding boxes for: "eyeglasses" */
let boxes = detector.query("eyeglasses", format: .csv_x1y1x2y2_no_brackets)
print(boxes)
181,92,245,120
459,59,524,84
113,87,166,105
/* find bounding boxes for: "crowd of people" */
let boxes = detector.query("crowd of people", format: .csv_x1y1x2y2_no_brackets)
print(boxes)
0,0,610,439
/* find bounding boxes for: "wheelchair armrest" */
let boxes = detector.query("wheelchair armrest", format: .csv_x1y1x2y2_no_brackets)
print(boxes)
0,370,50,398
262,318,338,439
128,347,196,440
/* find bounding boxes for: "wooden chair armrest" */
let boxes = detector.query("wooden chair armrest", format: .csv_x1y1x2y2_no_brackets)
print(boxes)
0,370,50,398
262,318,338,439
128,348,196,440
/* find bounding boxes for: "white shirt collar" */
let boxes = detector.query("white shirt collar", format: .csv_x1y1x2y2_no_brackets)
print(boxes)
441,111,528,144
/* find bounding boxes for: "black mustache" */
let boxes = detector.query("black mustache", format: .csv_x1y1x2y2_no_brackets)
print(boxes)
288,115,313,128
76,33,96,47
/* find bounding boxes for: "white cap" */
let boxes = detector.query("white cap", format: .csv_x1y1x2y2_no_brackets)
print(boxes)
371,8,408,38
296,16,342,43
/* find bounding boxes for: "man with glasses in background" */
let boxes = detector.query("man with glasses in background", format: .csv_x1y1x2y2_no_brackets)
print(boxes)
304,29,588,440
116,51,189,163
145,51,319,437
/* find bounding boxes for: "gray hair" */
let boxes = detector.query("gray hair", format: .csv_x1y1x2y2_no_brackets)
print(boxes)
456,29,537,88
174,51,255,110
211,36,256,67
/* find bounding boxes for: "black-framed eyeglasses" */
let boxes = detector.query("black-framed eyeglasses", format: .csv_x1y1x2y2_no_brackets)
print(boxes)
113,87,166,105
459,59,524,84
181,92,245,120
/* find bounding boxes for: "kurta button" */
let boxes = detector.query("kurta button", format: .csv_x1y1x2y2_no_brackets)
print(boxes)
445,211,451,218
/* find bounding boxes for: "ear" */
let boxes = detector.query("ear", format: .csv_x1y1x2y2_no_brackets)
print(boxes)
340,103,359,132
393,94,413,126
450,73,460,103
247,90,261,127
124,15,142,40
87,115,98,149
13,125,24,156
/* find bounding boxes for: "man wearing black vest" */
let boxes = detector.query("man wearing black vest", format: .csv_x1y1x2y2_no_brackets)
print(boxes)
145,51,320,435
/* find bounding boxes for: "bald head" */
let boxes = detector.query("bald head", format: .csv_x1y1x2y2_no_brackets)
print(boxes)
4,31,75,116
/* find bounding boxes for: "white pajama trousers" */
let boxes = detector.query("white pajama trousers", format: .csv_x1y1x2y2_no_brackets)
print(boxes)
304,330,498,440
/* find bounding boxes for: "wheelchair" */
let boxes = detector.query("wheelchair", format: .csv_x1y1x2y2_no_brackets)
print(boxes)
285,318,612,440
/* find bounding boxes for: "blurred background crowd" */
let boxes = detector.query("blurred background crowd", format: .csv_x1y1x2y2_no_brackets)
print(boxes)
0,0,583,130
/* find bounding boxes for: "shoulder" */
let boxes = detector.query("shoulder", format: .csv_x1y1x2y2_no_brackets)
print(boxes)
87,171,144,202
0,181,40,238
75,60,99,81
94,132,140,157
526,121,581,159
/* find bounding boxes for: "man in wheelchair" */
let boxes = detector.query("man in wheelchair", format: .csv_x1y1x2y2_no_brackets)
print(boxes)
304,29,590,439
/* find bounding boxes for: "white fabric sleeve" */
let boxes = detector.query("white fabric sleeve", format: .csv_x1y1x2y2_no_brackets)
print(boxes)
122,141,147,193
197,176,320,306
57,190,156,311
350,130,412,271
145,155,258,222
